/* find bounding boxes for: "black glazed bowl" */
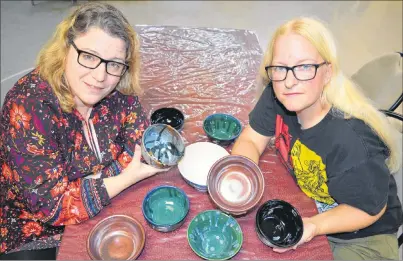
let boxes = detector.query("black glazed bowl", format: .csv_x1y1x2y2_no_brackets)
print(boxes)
255,199,303,248
151,107,185,131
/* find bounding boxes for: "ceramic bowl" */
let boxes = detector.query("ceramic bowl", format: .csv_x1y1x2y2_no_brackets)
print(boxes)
203,113,242,146
87,215,145,260
207,155,264,216
141,124,185,168
255,199,303,248
142,185,190,232
178,142,229,192
150,107,185,131
187,210,243,260
183,178,209,192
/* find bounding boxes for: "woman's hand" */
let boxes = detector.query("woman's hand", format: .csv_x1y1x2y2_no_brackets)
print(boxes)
123,144,170,184
272,203,387,254
272,217,318,253
104,144,169,198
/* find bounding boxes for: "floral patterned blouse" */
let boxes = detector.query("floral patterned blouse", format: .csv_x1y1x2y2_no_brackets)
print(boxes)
0,68,149,254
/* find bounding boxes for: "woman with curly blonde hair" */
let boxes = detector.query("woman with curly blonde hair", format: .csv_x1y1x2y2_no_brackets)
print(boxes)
0,2,165,259
232,17,402,260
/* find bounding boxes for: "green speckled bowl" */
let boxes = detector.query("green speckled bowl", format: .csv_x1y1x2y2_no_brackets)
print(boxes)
187,210,243,260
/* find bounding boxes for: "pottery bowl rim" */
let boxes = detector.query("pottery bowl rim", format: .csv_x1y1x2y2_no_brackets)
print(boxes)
142,185,190,228
202,113,242,142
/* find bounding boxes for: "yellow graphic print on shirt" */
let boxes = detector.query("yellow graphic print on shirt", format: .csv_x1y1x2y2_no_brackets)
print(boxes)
290,140,335,205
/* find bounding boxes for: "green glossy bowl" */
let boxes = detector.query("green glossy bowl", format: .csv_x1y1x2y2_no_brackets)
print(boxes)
203,114,242,146
142,185,190,232
187,210,243,260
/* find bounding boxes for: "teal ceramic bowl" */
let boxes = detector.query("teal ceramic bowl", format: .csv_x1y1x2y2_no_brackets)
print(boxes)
187,210,243,260
203,114,242,146
142,185,190,232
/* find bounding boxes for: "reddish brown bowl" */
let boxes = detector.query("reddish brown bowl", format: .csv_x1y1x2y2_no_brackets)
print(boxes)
207,155,265,216
87,215,145,260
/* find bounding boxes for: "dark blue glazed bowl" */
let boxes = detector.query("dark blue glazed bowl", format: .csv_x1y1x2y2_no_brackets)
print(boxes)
141,124,185,168
255,199,303,248
142,185,190,232
203,113,242,146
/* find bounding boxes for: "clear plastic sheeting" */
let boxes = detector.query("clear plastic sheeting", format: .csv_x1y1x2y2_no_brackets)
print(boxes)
57,26,333,260
137,25,264,146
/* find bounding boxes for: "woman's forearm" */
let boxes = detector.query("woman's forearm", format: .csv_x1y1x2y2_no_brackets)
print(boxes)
231,139,262,164
103,173,133,199
231,126,272,164
102,165,145,199
309,203,386,236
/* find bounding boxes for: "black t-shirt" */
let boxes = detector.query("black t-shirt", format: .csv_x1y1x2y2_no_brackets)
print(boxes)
249,84,403,240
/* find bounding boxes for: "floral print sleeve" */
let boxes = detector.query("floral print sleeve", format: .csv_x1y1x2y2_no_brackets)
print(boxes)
0,69,150,253
98,95,149,178
2,96,110,227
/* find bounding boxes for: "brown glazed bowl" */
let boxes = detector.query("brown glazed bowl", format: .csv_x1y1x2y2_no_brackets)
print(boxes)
207,155,265,216
87,215,145,260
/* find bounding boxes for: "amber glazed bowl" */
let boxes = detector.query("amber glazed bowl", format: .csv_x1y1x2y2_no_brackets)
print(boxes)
87,215,145,260
207,155,265,216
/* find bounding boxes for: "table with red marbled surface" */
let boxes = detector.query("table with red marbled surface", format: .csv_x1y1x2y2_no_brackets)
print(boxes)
57,25,333,260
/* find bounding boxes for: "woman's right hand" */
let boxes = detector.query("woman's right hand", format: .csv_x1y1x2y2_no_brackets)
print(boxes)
103,144,169,198
123,144,170,185
272,217,318,253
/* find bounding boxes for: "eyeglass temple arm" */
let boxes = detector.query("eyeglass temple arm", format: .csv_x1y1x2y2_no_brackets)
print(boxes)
388,93,403,112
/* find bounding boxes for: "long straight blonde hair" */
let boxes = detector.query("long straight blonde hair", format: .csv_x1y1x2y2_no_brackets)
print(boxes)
259,17,401,173
36,2,141,113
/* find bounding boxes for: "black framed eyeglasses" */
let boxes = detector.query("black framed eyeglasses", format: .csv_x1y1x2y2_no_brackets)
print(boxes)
70,41,129,77
265,61,328,81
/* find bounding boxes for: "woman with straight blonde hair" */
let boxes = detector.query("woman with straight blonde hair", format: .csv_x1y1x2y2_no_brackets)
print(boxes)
232,17,402,260
0,2,166,259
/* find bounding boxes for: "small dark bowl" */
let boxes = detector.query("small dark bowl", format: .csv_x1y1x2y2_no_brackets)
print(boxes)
151,107,185,131
87,215,145,260
203,113,242,146
255,199,303,248
142,185,190,232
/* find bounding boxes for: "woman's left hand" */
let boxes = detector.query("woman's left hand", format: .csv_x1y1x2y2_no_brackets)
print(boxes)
272,217,318,253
